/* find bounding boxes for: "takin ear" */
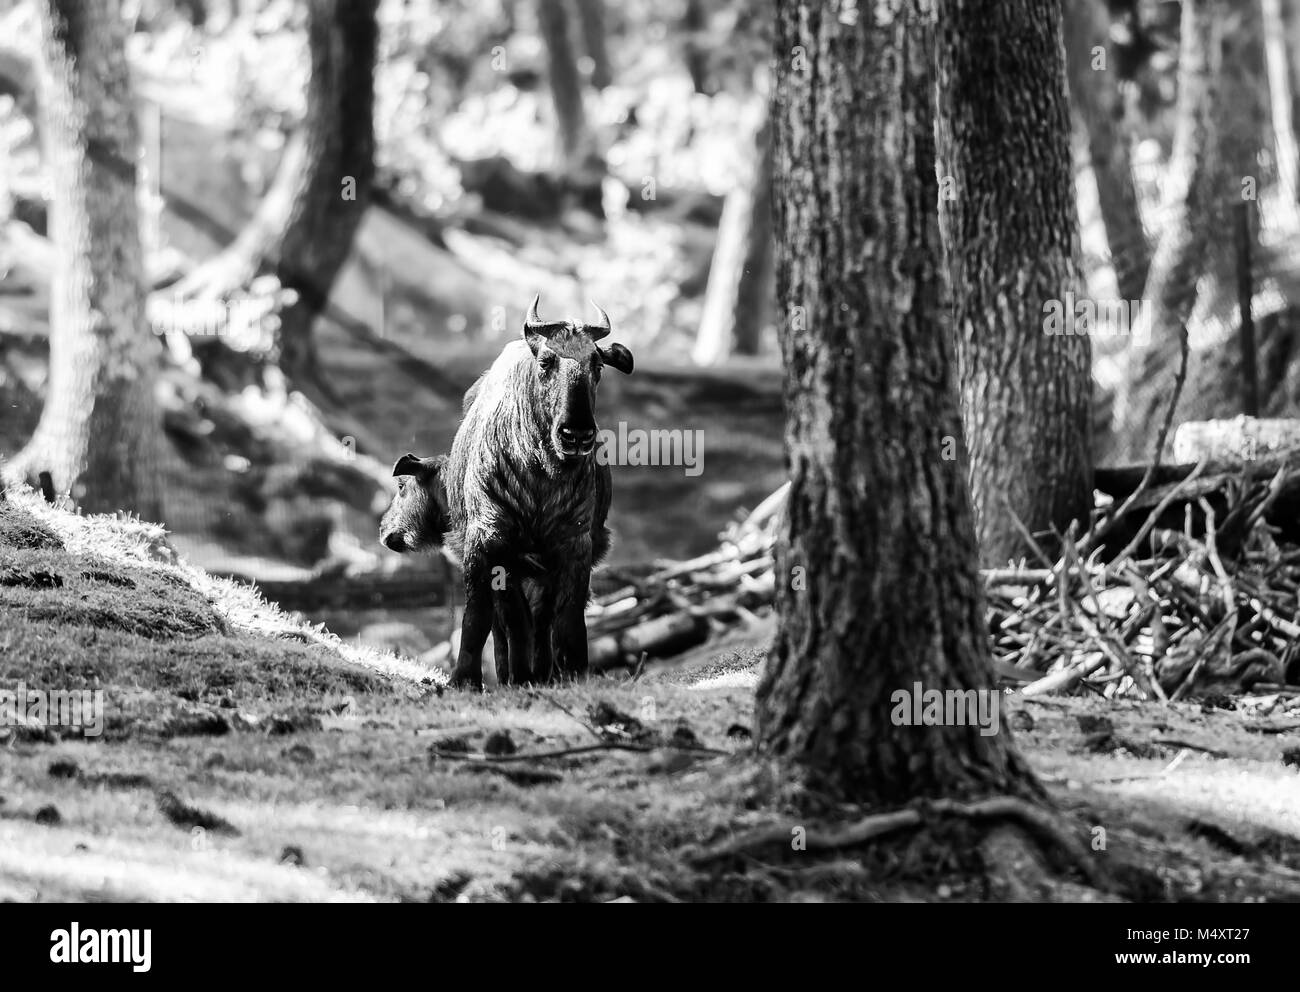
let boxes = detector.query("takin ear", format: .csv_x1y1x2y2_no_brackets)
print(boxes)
600,342,634,374
393,453,441,478
393,453,421,477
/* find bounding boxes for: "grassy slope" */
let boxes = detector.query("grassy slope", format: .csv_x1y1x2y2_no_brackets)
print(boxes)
3,489,1300,902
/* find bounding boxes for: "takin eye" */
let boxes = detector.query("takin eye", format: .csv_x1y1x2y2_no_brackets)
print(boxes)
538,352,558,372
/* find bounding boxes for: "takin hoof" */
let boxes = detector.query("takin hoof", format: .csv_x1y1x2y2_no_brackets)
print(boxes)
448,669,484,691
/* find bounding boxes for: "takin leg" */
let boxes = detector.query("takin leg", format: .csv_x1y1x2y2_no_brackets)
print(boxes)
531,584,556,685
552,558,591,679
451,549,493,690
491,597,511,686
492,580,533,686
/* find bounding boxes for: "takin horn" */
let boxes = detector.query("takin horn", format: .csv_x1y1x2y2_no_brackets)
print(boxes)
584,302,611,341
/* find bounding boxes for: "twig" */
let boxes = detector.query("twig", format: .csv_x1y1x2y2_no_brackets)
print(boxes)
429,741,729,763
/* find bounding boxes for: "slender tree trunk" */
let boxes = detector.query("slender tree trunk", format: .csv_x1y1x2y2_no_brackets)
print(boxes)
572,0,611,90
1282,0,1300,206
936,0,1093,565
1112,0,1223,460
692,112,773,365
3,0,163,521
682,0,710,95
756,0,1041,806
1064,0,1150,302
168,0,378,388
537,0,594,172
1261,0,1298,210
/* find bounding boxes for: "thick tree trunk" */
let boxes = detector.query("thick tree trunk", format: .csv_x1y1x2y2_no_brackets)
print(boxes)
936,0,1093,566
756,0,1042,806
692,113,773,365
3,0,164,521
573,0,611,90
168,0,378,388
1112,0,1223,460
1064,0,1150,302
537,0,594,172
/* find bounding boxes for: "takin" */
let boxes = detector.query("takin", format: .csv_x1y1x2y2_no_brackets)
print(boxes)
440,296,634,688
379,450,527,685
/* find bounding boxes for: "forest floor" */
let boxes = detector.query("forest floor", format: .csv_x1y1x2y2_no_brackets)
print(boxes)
3,489,1300,902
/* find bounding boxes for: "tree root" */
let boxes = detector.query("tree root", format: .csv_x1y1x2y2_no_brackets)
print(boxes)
689,794,1105,891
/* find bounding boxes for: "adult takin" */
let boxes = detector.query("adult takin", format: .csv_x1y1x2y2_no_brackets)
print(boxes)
443,296,633,688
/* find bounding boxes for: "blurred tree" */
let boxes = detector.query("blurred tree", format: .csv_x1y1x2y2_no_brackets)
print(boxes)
168,0,378,393
1262,0,1298,208
936,0,1093,565
1113,0,1226,459
692,111,772,364
1279,0,1300,201
2,0,163,520
537,0,597,173
1065,0,1150,302
682,0,712,94
756,0,1041,805
573,0,611,89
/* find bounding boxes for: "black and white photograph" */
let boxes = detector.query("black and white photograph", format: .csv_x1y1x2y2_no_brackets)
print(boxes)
0,0,1295,954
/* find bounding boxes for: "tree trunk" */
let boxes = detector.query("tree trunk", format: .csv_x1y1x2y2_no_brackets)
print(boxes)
756,0,1042,806
537,0,594,172
1064,0,1150,302
1261,0,1298,213
572,0,611,90
167,0,378,388
3,0,164,521
692,112,774,365
1112,0,1224,461
1281,0,1300,206
935,0,1093,565
682,0,710,95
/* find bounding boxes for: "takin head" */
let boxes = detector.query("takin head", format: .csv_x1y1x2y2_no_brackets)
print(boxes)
521,295,633,464
379,453,451,552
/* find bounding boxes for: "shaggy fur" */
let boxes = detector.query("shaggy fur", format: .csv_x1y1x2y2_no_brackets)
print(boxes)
443,317,631,688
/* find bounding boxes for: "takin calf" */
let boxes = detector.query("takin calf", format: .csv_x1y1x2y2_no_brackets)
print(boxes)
379,451,527,684
440,296,633,688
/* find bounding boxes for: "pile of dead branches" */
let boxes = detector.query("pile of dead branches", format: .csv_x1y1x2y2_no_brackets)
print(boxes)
585,458,1300,697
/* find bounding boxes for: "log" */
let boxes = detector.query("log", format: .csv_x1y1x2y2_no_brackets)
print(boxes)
589,612,710,671
1172,417,1300,464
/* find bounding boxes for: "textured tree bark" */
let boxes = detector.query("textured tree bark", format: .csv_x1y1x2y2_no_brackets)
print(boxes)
168,0,378,388
692,113,773,365
3,0,164,521
1064,0,1150,302
1112,0,1223,461
537,0,594,172
936,0,1093,565
756,0,1042,806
